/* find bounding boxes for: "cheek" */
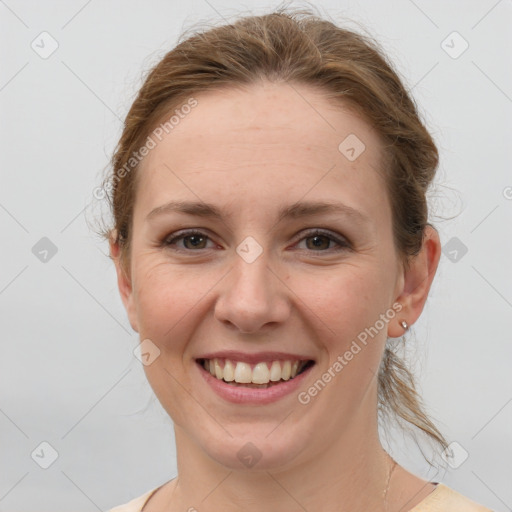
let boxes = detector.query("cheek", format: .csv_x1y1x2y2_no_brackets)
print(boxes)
133,260,208,346
306,265,390,343
131,259,212,427
303,264,396,406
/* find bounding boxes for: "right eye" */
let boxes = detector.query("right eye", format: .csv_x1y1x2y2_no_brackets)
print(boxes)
163,229,216,252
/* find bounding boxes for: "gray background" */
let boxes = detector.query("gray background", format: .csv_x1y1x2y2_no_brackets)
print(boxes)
1,0,511,510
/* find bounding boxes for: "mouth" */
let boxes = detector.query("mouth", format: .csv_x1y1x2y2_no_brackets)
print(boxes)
196,357,316,389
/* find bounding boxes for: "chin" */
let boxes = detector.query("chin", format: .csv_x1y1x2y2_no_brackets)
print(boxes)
198,423,311,472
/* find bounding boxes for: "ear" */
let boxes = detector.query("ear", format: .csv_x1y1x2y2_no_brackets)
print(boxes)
388,225,441,338
110,233,139,333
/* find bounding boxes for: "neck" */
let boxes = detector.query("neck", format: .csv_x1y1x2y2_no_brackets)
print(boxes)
168,410,393,511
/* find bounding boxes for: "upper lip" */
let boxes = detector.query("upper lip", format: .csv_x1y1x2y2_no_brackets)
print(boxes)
196,350,315,364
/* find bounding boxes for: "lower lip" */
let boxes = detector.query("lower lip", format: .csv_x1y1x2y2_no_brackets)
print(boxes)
196,361,314,405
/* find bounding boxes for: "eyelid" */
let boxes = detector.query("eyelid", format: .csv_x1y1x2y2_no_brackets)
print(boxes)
295,228,351,250
163,229,217,250
163,227,352,253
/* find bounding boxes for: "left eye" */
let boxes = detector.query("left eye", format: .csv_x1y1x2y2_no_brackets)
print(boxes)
296,230,350,251
163,229,350,252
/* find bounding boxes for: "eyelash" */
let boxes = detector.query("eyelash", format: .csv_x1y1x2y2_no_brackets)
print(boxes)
163,228,351,254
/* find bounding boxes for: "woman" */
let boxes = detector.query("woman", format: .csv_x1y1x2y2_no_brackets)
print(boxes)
104,8,494,512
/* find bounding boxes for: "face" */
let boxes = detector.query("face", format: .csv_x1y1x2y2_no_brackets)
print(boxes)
114,81,423,472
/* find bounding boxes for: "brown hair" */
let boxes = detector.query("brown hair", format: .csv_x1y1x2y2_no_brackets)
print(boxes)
102,6,447,457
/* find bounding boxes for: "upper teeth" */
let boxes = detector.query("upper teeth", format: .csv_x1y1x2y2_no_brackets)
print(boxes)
203,358,306,384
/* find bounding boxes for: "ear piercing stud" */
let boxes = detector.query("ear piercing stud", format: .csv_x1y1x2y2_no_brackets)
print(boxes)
400,320,408,331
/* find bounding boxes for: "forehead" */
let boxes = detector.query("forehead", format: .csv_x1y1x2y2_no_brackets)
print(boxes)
148,82,382,162
135,81,390,226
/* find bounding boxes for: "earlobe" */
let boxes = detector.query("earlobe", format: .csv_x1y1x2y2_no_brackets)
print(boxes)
388,226,441,338
110,235,139,333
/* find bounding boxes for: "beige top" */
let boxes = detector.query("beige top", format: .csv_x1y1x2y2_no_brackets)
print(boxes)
108,482,494,511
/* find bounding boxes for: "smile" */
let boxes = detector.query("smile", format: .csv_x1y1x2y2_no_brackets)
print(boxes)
198,358,314,388
195,354,316,404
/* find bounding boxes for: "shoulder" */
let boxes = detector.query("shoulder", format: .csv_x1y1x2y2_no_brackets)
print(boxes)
107,487,160,512
411,483,495,511
107,482,495,512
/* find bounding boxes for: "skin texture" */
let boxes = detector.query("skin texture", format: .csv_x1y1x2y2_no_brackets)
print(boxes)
111,81,441,511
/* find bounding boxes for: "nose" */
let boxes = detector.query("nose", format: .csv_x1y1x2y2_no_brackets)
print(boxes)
214,251,290,334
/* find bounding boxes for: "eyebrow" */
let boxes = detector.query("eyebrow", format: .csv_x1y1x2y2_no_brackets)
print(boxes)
146,200,370,225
